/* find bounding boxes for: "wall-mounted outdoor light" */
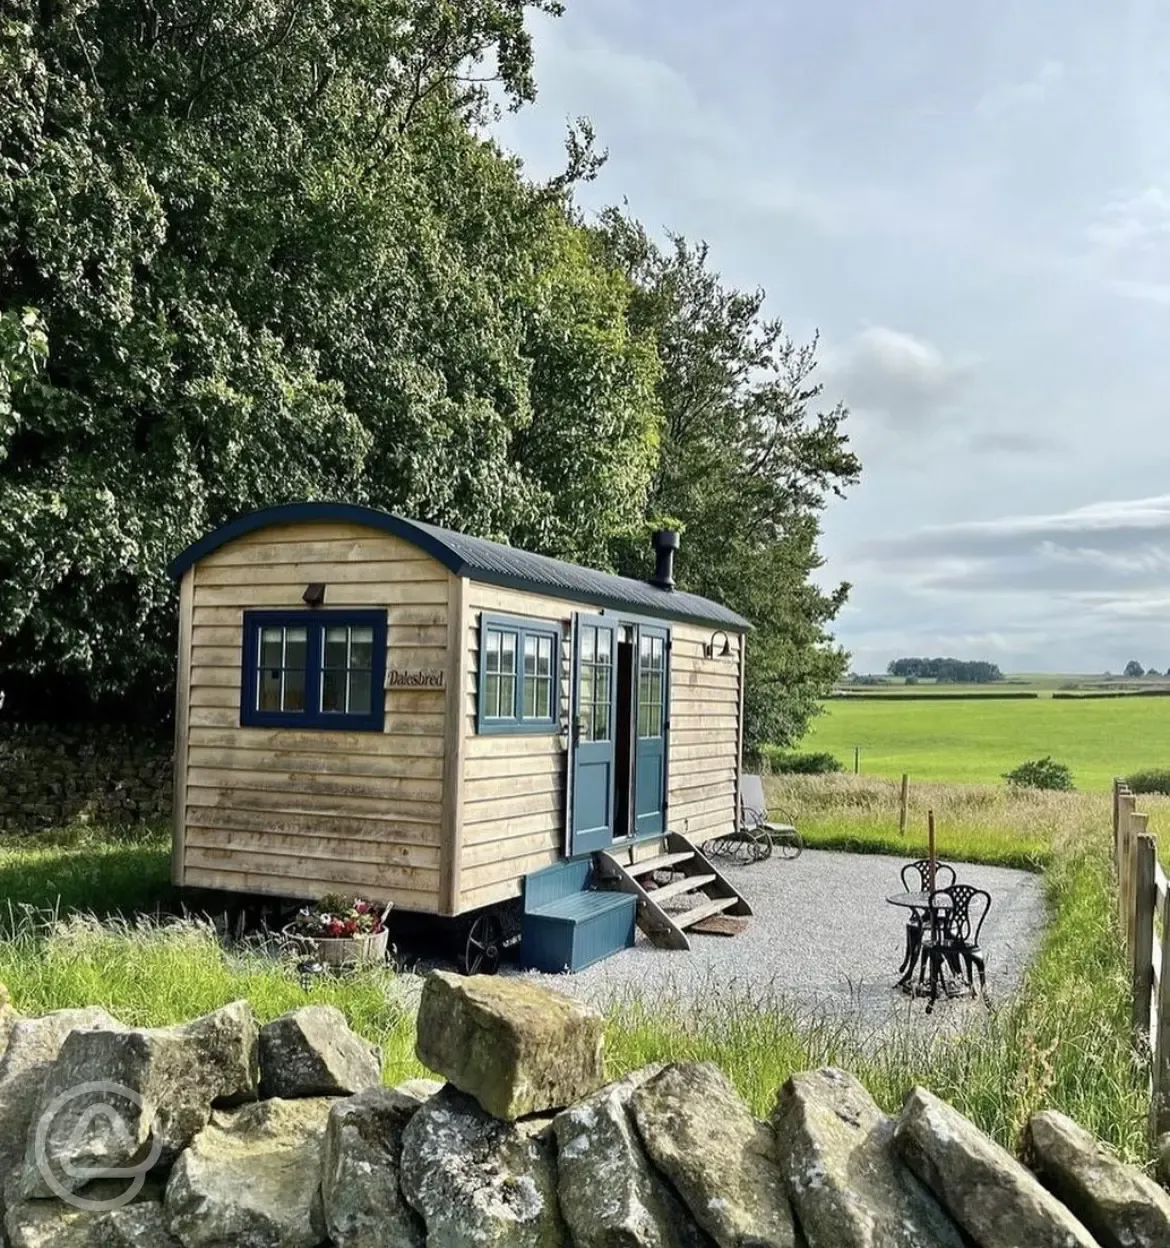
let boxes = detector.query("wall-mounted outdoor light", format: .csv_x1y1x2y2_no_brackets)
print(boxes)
704,630,732,659
302,583,326,608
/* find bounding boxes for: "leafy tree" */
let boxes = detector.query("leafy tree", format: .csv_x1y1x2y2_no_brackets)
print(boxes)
594,213,860,749
1003,757,1074,792
0,0,657,712
1124,660,1145,678
887,657,1003,683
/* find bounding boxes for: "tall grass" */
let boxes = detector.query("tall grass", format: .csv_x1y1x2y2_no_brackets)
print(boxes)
0,913,426,1085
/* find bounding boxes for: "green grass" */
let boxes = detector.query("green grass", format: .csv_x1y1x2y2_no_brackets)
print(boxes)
0,824,173,919
801,695,1170,790
0,915,427,1085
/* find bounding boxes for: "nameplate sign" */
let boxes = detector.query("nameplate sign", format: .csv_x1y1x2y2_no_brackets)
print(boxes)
386,669,445,690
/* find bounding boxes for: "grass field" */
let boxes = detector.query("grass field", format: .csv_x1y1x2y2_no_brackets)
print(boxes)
800,695,1170,790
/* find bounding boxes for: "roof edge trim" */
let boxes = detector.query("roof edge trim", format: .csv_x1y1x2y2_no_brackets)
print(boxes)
166,502,469,581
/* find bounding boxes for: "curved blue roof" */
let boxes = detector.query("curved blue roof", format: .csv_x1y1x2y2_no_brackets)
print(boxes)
168,502,751,631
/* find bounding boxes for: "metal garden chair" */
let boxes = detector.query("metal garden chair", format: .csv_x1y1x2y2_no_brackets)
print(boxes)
897,858,957,975
920,883,992,1013
701,774,803,864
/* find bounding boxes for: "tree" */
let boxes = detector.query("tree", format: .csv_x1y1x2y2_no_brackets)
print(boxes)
0,0,657,713
1125,660,1145,678
594,213,860,749
887,657,1003,683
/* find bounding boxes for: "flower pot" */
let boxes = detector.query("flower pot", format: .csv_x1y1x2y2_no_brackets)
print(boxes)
283,922,390,969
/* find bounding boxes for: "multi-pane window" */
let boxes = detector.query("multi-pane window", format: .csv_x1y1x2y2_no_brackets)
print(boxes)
577,624,613,742
637,633,666,739
258,625,308,713
523,633,554,719
322,624,375,716
478,615,561,733
242,610,386,731
483,628,518,720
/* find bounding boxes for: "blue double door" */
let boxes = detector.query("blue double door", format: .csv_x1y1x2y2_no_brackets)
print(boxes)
569,615,670,856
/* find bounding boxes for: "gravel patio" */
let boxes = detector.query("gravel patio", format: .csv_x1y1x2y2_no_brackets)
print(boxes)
510,849,1047,1032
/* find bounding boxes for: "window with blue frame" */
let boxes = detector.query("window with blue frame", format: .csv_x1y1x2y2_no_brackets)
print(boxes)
478,614,561,733
240,609,387,731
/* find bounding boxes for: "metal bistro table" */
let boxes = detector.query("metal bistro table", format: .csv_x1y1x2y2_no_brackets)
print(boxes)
887,890,954,996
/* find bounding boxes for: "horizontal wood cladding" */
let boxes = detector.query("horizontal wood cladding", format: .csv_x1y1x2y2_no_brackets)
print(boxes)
185,824,440,869
177,521,453,913
455,583,572,912
668,621,740,842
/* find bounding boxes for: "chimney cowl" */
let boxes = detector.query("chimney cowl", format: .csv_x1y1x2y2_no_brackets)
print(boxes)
650,529,680,590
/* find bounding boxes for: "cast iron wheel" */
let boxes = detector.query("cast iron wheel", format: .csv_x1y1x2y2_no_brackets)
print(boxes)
459,910,502,976
773,828,804,860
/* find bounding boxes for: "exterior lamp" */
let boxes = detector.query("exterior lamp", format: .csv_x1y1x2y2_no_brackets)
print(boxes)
302,583,326,608
704,630,732,659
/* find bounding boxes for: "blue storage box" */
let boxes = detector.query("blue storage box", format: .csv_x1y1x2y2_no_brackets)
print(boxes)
520,860,637,973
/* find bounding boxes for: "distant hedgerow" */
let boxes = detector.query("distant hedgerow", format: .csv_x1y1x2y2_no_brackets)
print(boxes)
1124,769,1170,796
762,748,844,775
1003,757,1074,792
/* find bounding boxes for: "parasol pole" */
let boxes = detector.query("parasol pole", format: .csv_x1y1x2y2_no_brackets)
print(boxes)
927,809,936,896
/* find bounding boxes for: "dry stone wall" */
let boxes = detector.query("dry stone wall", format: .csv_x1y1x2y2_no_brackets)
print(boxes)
0,724,171,832
0,969,1168,1247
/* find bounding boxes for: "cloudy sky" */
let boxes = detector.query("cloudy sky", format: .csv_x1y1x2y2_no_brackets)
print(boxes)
496,0,1170,674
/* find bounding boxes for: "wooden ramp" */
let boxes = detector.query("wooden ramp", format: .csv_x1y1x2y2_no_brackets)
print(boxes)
596,831,752,951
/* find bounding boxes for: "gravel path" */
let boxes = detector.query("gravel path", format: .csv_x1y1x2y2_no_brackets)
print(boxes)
509,849,1047,1034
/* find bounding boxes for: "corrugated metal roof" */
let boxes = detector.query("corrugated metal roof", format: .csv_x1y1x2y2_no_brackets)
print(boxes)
168,502,751,631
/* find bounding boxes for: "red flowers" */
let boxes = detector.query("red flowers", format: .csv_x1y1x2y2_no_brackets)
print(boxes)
290,894,384,939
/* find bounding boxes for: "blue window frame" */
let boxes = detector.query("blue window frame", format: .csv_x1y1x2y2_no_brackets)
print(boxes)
240,609,387,732
477,613,562,734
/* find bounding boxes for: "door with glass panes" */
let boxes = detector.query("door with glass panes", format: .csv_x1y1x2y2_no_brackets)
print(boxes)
569,615,619,855
632,624,669,836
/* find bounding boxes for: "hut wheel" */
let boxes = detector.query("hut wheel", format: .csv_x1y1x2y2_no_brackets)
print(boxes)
459,910,502,976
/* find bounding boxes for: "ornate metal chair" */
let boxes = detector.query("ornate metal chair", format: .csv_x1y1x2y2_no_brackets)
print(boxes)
897,859,957,975
921,884,992,1013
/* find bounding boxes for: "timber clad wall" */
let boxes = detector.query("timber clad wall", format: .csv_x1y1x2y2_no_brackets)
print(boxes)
177,522,449,910
667,622,742,842
459,585,574,911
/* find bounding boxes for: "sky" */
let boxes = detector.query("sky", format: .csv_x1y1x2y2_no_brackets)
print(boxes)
495,0,1170,675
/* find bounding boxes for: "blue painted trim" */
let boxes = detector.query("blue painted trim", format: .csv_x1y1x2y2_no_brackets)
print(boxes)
240,608,387,732
475,613,562,735
166,502,752,633
168,503,466,583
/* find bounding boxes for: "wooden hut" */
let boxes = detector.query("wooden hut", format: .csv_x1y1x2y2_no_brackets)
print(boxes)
167,503,752,972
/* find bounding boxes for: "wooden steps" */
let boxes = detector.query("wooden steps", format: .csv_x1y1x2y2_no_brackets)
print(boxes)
597,831,751,951
626,851,695,877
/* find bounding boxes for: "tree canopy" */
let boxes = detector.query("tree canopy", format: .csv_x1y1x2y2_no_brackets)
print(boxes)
0,0,859,746
887,658,1004,684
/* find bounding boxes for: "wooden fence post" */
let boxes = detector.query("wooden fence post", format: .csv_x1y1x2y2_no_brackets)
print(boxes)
898,774,909,835
1113,778,1122,872
1129,813,1150,971
1152,889,1170,1139
1132,834,1157,1038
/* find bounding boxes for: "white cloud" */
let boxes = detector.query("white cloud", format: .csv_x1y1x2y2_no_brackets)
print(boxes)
825,328,975,428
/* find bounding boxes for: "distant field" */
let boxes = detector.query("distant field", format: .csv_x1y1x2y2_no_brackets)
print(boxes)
837,673,1170,699
799,695,1170,790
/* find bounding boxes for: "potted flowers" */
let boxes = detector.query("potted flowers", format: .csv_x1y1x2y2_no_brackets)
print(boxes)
284,894,391,968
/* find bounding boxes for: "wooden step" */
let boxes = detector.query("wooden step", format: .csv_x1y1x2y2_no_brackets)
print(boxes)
675,895,737,930
648,873,716,903
626,851,694,878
